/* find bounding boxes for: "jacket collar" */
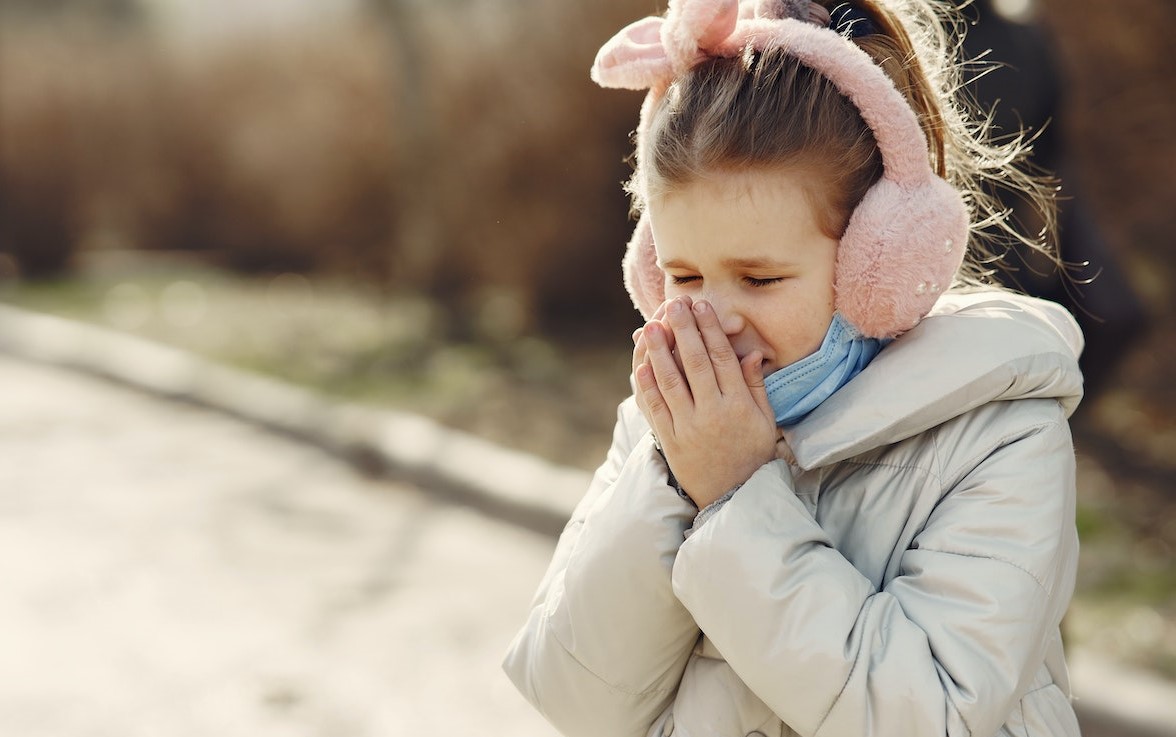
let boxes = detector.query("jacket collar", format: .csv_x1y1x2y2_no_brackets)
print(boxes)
783,290,1085,469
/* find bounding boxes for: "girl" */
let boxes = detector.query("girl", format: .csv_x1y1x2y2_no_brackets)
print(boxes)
504,1,1084,736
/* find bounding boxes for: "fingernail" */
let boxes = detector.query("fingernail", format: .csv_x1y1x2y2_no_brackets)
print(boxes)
693,301,708,315
667,299,683,315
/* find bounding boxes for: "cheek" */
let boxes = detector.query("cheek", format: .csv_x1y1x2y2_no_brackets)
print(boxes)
759,289,835,361
662,277,700,304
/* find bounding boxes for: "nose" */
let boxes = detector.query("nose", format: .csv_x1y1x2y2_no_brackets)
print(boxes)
700,287,745,337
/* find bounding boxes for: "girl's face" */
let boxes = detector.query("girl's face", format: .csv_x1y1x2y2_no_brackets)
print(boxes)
648,168,838,376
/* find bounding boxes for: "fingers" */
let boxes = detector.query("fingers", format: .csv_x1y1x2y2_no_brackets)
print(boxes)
632,328,653,422
741,350,775,420
632,301,678,427
665,297,720,399
644,321,694,415
632,327,646,378
691,300,744,397
635,346,674,438
632,302,670,369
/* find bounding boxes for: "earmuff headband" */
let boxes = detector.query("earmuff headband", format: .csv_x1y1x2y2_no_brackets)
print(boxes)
593,0,968,338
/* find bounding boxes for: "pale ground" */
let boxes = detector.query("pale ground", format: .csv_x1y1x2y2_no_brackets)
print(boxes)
2,351,1172,737
0,355,559,737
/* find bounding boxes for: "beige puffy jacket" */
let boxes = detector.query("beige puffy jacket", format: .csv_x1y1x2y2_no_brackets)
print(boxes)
504,291,1085,737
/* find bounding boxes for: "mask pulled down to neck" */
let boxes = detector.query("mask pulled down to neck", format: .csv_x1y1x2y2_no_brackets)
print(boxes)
765,312,888,427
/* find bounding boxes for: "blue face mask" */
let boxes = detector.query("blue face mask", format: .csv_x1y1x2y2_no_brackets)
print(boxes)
765,312,889,427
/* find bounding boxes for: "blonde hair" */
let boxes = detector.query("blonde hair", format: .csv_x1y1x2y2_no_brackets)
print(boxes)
630,0,1058,287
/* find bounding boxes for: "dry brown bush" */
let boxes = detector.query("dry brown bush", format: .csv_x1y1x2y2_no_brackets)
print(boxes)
0,17,401,280
156,24,401,279
375,0,649,331
0,1,655,333
0,20,165,275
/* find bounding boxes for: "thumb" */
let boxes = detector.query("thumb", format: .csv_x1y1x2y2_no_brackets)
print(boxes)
741,351,774,421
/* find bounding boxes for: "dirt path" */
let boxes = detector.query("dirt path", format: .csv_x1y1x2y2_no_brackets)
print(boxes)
0,355,558,736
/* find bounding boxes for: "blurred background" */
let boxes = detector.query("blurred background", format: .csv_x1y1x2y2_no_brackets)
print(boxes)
0,0,1173,730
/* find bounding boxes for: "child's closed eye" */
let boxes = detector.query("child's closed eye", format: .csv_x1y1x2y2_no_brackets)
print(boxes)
670,275,701,285
743,276,785,287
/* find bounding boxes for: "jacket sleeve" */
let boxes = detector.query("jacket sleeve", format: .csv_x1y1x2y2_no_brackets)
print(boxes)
671,409,1079,737
503,397,701,737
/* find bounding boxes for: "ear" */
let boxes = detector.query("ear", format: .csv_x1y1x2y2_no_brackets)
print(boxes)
591,17,674,90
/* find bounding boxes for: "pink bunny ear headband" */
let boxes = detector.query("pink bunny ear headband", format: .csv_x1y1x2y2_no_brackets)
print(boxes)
592,0,969,338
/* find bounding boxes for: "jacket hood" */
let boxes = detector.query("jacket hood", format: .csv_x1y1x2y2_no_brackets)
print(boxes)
784,290,1085,469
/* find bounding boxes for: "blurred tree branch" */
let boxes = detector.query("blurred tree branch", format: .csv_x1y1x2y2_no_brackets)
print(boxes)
365,0,445,291
0,0,140,22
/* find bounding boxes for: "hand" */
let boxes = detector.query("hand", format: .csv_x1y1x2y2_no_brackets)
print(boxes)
633,296,778,508
632,301,675,421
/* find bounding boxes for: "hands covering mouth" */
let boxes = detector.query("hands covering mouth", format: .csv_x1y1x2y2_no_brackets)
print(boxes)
631,296,781,508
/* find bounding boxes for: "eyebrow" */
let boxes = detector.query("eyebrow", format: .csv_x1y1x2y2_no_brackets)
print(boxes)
660,257,797,270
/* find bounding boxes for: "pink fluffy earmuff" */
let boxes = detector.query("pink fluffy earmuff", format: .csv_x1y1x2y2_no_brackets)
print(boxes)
592,0,969,339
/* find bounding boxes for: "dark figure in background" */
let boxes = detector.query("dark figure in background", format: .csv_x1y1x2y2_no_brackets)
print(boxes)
961,0,1149,399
